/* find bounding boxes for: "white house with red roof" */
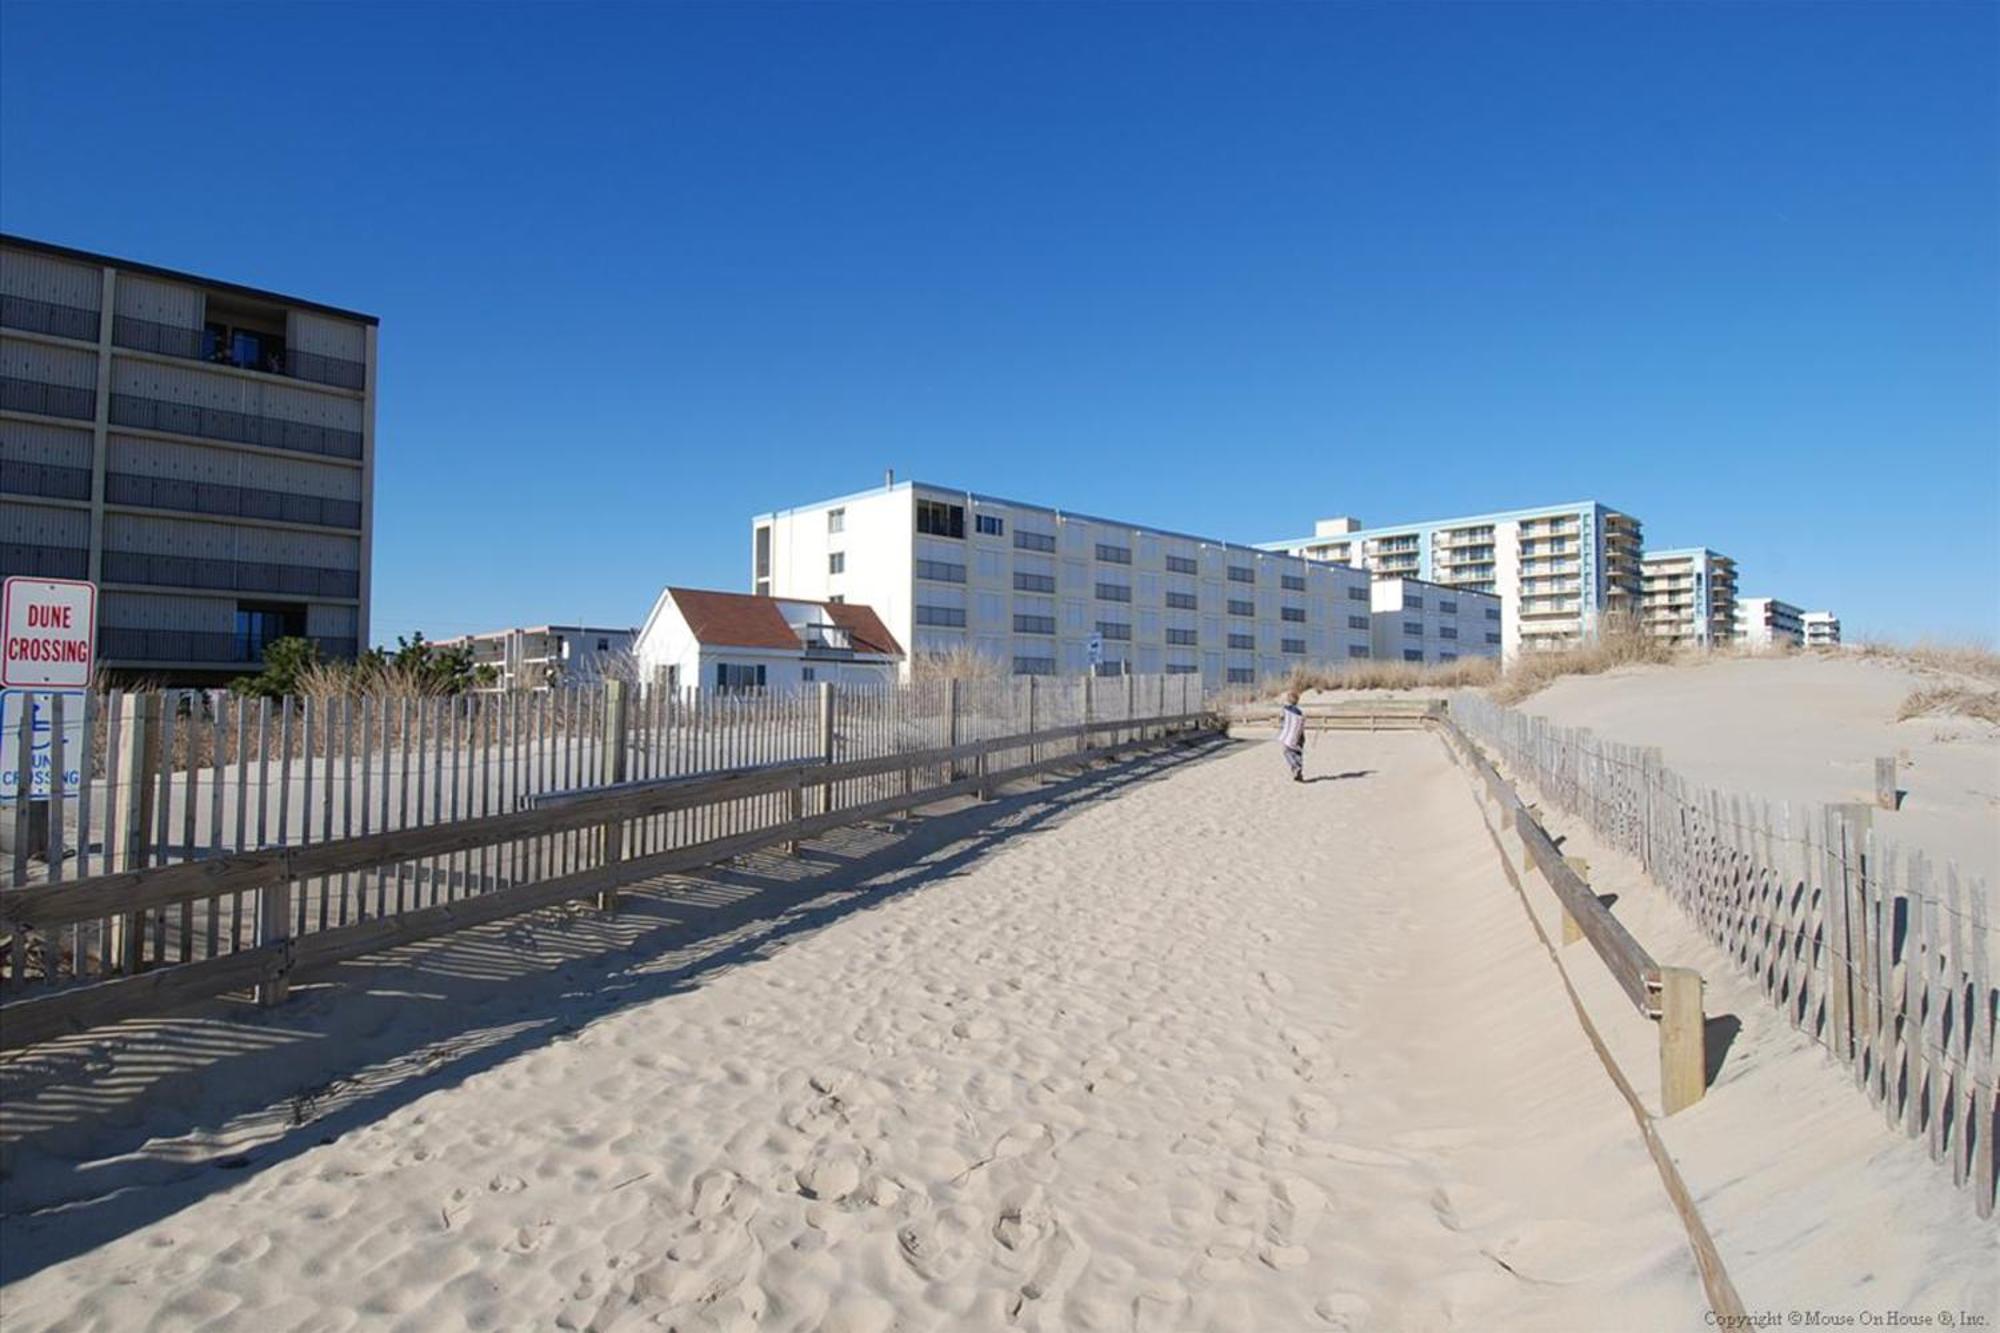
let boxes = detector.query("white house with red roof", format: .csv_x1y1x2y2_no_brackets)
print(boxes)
634,587,904,694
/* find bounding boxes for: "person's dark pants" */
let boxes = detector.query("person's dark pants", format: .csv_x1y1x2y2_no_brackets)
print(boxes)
1284,745,1303,779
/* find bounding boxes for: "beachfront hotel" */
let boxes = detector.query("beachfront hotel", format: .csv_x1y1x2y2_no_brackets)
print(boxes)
1368,577,1503,664
1802,610,1841,648
0,235,375,681
433,624,639,692
752,477,1375,686
1736,596,1805,649
1256,501,1644,657
1640,547,1739,647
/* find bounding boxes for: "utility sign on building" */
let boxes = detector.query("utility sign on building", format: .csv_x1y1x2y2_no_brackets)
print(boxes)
2,577,96,690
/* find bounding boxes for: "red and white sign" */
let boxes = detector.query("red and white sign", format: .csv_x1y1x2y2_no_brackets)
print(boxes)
2,577,97,689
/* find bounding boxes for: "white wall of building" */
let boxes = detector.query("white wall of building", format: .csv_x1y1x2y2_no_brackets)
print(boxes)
1735,597,1805,649
633,593,899,694
1368,579,1503,664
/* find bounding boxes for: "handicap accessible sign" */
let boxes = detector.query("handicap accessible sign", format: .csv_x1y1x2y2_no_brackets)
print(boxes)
0,689,86,803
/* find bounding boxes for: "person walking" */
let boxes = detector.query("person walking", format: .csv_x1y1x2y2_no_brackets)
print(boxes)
1277,690,1307,781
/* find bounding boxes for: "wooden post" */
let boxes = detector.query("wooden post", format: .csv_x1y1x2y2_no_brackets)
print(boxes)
1561,855,1589,945
1658,966,1707,1114
818,681,836,814
1125,672,1135,750
595,680,629,912
975,740,991,801
946,677,961,780
1874,757,1897,811
108,693,162,974
1081,674,1093,756
1026,675,1037,768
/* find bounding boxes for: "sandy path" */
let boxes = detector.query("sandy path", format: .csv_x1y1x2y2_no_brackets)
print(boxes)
1,734,1701,1331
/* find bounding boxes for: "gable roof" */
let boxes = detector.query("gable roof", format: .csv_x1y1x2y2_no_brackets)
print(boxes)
661,588,903,658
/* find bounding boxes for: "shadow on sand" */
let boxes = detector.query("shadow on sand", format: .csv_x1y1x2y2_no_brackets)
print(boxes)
0,734,1237,1283
1304,770,1376,783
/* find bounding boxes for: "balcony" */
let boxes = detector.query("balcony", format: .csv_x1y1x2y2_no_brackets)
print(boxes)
105,472,362,529
98,627,357,664
111,314,366,391
1,459,92,502
0,543,88,580
0,375,94,421
100,550,361,599
109,392,363,461
1,295,101,343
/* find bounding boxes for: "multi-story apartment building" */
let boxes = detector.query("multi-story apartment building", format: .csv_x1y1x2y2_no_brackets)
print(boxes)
753,478,1375,687
434,624,637,691
1368,577,1503,664
1736,597,1804,650
1640,548,1738,647
1258,501,1643,657
0,235,374,680
1802,611,1841,649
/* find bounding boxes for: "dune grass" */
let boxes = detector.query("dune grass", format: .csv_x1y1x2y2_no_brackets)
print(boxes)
1896,685,2000,725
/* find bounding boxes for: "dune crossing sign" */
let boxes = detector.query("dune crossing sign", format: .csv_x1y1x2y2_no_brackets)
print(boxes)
2,577,96,690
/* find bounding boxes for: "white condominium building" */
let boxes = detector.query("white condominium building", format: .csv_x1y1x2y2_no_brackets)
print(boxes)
1368,578,1503,664
1736,597,1804,650
434,624,638,691
1,234,374,681
1802,611,1841,648
752,478,1375,687
1258,501,1644,658
1640,548,1738,647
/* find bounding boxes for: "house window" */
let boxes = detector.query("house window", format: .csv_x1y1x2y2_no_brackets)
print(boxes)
827,508,844,534
1014,572,1056,594
1095,543,1132,565
829,595,844,604
916,499,965,538
1165,555,1198,575
1281,574,1306,592
1166,628,1197,646
715,662,767,692
829,552,845,574
1165,591,1197,610
1282,638,1306,655
976,513,1004,537
1281,607,1305,623
597,638,609,651
1014,530,1056,553
802,666,816,682
1227,599,1253,617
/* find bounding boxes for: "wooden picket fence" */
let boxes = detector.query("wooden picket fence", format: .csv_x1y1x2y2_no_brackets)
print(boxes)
0,673,1210,1048
1449,693,1998,1217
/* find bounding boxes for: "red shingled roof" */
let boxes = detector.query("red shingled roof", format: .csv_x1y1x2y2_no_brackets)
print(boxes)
665,588,903,658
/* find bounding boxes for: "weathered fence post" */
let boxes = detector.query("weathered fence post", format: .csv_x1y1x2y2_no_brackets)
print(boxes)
1874,758,1898,811
946,678,962,781
1659,966,1707,1114
109,692,163,973
1125,672,1136,750
1026,675,1037,767
1081,674,1094,756
595,679,630,912
1561,855,1590,945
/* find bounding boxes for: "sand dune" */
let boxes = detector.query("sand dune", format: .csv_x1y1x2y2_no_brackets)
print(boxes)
7,733,1722,1329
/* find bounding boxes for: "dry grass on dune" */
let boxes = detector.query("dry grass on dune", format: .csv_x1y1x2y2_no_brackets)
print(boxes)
1896,685,2000,725
1488,615,1679,704
1859,638,2000,684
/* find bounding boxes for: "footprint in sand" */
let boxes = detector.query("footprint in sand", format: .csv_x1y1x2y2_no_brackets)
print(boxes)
689,1167,743,1219
1259,970,1295,996
897,1204,982,1282
1315,1291,1372,1329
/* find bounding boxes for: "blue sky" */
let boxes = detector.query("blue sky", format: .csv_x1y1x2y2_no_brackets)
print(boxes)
3,2,1994,642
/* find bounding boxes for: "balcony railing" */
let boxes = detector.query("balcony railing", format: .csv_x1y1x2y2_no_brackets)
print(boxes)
0,459,92,502
105,472,362,529
1,294,102,343
109,392,363,461
0,375,95,421
98,627,358,665
111,314,367,391
0,543,88,580
100,550,360,599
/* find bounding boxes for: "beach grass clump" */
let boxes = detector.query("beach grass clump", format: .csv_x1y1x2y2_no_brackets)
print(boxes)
1896,685,2000,724
1488,612,1679,704
1859,638,2000,683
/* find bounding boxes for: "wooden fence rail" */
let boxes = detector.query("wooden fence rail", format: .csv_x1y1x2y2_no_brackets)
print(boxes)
0,675,1211,1050
1449,692,1998,1218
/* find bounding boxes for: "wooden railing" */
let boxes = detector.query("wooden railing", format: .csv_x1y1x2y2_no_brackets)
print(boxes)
0,697,1214,1052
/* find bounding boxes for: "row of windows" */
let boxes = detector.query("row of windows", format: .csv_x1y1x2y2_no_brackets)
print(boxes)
1226,667,1255,684
1096,583,1131,603
1349,615,1369,630
1280,607,1305,622
1282,639,1306,654
1165,591,1197,610
1014,529,1056,553
1281,574,1306,591
1165,554,1197,574
1228,633,1254,649
914,558,966,583
1014,614,1056,635
1095,543,1131,564
1096,621,1132,641
1167,628,1197,646
1013,655,1056,675
915,605,966,627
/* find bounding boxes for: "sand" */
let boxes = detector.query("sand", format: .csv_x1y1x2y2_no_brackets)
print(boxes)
1506,654,2000,893
2,734,1711,1331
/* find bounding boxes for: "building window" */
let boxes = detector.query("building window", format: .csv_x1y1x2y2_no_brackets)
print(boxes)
1405,593,1424,610
1165,591,1197,611
1282,638,1306,655
1486,632,1501,644
235,602,306,663
1014,529,1056,553
1226,667,1255,684
1403,649,1423,662
1348,615,1369,631
1485,606,1501,621
829,552,845,574
716,662,767,692
916,499,965,538
829,595,844,604
1348,644,1369,658
802,666,816,682
1095,621,1132,640
1014,614,1056,635
1227,599,1253,617
754,525,771,596
1440,626,1457,640
1228,632,1254,650
1165,555,1198,575
915,605,967,627
1014,572,1056,594
1347,586,1369,601
1281,574,1306,592
1227,566,1255,583
1095,582,1132,603
1440,652,1457,662
827,508,844,534
1280,607,1305,623
1404,621,1422,636
914,558,966,583
597,638,609,651
1013,655,1056,675
1165,663,1199,675
976,513,1004,537
1166,628,1197,646
1439,599,1457,613
1095,543,1132,565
